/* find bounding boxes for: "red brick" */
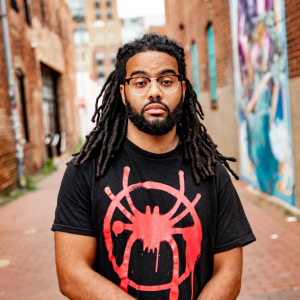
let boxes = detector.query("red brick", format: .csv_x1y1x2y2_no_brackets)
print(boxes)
0,0,80,194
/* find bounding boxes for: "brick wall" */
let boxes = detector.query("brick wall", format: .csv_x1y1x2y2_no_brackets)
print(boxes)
0,0,79,193
285,0,300,79
165,0,234,91
165,0,300,207
164,0,239,175
285,0,300,207
0,20,18,192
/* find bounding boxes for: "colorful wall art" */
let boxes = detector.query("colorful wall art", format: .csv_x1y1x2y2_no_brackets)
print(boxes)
230,0,296,205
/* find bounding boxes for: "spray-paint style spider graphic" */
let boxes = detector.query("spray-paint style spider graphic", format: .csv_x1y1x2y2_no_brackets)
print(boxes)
103,167,202,300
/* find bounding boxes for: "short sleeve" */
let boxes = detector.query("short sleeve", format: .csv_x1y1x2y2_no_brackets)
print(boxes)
51,161,96,237
214,178,256,254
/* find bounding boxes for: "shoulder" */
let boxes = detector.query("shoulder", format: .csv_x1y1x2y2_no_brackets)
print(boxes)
64,155,97,187
212,161,233,192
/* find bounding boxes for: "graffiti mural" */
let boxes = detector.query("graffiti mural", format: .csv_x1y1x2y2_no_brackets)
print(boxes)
230,0,296,205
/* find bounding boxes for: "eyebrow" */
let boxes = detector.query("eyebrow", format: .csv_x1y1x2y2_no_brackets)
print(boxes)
129,69,177,78
158,69,177,76
130,70,148,77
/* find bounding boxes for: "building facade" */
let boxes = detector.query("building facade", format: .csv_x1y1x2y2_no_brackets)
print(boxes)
164,0,300,208
121,15,166,45
70,0,122,84
121,17,144,44
0,0,80,193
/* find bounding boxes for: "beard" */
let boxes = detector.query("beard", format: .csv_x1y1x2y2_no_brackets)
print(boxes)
125,94,183,136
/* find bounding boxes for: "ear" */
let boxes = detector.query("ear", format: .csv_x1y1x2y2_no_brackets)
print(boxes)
120,84,126,105
182,80,186,101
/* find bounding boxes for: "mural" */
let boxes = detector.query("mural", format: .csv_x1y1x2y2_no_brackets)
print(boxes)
230,0,296,205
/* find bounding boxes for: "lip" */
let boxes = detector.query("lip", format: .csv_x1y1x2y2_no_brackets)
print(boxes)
144,104,167,114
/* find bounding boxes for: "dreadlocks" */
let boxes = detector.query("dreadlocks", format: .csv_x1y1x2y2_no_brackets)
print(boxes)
74,33,239,184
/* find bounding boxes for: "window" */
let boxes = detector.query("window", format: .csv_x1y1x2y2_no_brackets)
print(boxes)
40,0,46,21
56,8,62,34
94,0,100,7
96,8,101,19
97,33,104,40
106,0,111,6
70,0,85,21
10,0,18,12
41,64,60,157
16,70,29,142
74,23,90,46
207,25,217,103
97,65,105,78
96,52,104,64
191,42,200,100
107,7,112,18
109,32,114,40
111,51,116,63
108,19,114,27
23,0,31,25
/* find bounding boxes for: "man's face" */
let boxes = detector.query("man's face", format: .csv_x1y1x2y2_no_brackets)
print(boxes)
120,51,186,136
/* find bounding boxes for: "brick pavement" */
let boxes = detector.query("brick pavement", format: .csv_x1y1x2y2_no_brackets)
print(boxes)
0,157,68,300
236,180,300,300
0,157,300,300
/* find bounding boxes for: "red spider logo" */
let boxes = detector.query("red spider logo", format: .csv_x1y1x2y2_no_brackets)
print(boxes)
103,167,202,300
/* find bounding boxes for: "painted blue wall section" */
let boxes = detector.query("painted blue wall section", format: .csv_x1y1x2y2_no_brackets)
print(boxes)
207,25,217,102
191,42,200,100
229,0,296,206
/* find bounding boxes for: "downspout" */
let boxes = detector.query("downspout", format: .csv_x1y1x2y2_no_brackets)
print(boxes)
0,0,26,189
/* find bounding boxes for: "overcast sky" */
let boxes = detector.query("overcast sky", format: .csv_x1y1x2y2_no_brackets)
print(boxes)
116,0,165,18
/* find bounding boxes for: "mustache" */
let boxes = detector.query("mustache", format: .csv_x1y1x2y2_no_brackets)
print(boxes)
142,99,170,113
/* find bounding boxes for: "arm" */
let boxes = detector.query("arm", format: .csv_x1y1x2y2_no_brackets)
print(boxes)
197,246,243,300
55,231,135,300
246,71,272,113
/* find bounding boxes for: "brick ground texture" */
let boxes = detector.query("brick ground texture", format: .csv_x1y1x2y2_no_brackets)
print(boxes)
0,158,300,300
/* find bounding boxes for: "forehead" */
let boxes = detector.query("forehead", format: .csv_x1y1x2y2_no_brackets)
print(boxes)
125,51,179,76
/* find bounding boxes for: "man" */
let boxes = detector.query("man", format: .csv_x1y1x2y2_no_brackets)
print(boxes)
52,34,256,300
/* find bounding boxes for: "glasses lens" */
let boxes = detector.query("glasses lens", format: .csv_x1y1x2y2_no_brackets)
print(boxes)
129,77,149,95
158,75,179,93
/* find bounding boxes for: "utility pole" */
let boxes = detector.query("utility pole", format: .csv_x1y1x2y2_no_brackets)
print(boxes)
0,0,26,188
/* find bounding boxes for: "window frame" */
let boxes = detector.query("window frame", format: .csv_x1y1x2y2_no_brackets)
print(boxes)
207,24,218,104
16,70,30,143
10,0,19,12
23,0,31,26
191,42,200,100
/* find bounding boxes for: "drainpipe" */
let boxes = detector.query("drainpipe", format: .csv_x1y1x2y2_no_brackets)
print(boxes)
0,0,26,189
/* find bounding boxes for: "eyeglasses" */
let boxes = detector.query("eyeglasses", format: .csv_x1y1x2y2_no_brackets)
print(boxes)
124,74,183,95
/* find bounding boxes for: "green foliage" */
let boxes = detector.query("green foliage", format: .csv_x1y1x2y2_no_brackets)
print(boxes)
26,177,36,191
41,158,57,175
0,158,57,205
1,188,27,204
74,137,83,154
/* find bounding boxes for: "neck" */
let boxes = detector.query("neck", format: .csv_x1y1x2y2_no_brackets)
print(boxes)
126,120,180,154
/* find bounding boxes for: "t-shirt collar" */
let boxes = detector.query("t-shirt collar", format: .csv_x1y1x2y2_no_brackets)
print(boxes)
123,137,182,160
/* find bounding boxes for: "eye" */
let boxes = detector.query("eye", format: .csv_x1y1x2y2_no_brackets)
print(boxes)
161,79,173,86
131,78,148,88
136,81,147,87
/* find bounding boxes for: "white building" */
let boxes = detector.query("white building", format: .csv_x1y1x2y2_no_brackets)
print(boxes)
76,72,103,141
121,15,165,44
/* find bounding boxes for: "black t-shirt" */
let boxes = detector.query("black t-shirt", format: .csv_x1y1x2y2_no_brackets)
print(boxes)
52,138,256,300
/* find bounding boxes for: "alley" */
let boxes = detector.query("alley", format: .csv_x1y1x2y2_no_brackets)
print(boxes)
0,157,300,300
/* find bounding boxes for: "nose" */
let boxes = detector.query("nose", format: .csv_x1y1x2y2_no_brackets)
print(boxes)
146,80,163,99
